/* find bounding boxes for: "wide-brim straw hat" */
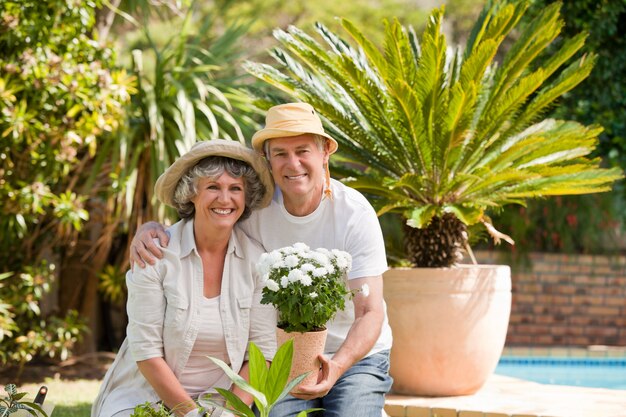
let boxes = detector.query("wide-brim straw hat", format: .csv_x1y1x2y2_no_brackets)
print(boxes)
155,139,274,208
251,103,338,154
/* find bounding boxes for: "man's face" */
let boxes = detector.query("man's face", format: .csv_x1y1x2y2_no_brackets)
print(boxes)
266,134,329,204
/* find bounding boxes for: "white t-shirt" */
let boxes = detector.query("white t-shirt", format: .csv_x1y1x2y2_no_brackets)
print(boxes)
240,178,393,356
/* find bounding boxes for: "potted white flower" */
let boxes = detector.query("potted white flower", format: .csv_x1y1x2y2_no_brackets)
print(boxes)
256,242,353,385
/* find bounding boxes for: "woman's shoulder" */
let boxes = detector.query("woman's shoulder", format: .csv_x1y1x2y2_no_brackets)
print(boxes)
233,224,265,257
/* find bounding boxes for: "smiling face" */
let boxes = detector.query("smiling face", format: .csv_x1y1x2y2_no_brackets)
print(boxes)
266,134,329,214
191,173,246,230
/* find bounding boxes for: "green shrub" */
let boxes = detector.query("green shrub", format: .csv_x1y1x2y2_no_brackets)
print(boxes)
0,0,129,370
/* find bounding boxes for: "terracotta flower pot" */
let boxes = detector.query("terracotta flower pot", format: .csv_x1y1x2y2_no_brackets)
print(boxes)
383,265,511,396
276,327,328,388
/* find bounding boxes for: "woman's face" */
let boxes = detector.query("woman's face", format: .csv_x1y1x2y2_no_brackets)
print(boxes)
191,173,246,229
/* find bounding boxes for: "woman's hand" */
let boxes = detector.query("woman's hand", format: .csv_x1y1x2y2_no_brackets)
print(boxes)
137,357,196,416
130,221,170,268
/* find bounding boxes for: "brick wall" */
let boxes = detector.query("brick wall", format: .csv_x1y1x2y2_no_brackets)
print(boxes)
473,251,626,346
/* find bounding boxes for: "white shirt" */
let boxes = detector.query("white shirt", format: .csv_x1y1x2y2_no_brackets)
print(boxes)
240,178,393,356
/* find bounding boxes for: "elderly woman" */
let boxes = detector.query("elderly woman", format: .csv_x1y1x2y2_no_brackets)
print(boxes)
92,139,276,417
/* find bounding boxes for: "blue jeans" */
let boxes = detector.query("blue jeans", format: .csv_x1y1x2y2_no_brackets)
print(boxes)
267,350,392,417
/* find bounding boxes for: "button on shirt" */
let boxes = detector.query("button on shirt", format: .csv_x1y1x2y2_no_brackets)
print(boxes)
92,219,277,417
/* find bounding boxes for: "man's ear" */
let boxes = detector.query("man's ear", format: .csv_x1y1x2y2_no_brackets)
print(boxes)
323,140,331,162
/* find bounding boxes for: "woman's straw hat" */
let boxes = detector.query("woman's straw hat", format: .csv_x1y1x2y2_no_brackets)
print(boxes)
155,139,274,208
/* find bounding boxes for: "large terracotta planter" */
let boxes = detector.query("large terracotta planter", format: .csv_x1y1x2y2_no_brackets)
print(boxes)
276,327,327,387
383,265,511,396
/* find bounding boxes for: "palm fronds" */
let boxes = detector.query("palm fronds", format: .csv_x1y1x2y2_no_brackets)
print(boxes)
245,0,622,236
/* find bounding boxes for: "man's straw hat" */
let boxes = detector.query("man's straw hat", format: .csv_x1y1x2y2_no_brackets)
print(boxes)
251,103,338,154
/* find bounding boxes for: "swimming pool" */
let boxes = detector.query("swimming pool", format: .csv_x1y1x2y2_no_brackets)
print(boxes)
495,356,626,390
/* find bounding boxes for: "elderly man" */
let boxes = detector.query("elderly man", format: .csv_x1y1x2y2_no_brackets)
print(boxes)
130,103,393,417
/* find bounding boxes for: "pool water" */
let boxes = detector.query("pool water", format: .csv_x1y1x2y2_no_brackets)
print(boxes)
495,356,626,390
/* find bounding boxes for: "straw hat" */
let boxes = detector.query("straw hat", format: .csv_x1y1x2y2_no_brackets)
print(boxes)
251,103,338,154
155,139,274,208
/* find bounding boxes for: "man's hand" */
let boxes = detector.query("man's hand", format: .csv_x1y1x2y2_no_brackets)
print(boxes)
290,354,344,400
129,221,169,268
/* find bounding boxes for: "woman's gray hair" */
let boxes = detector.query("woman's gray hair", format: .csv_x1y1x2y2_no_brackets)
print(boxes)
173,156,267,220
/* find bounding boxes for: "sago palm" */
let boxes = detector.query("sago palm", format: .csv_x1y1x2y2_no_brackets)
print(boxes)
245,0,623,267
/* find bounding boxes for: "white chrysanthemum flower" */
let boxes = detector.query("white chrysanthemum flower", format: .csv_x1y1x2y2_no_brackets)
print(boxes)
310,251,330,265
284,254,299,268
261,273,269,283
265,279,280,292
315,247,332,256
293,242,309,251
267,250,283,266
300,263,316,272
300,274,312,286
256,252,270,275
361,283,370,297
325,263,336,274
309,292,318,298
280,276,289,288
288,269,306,283
331,249,352,271
281,246,296,255
312,267,328,277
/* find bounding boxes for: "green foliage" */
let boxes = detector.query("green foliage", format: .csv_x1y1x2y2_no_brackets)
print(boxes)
130,402,172,417
98,264,127,304
0,0,128,368
205,341,316,417
257,244,351,333
487,192,625,256
245,0,623,264
0,384,48,417
495,0,626,253
214,0,431,47
525,0,626,171
0,261,87,367
90,0,263,264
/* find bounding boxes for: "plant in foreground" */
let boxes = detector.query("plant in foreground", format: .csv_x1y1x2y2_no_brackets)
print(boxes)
204,340,319,417
0,384,47,417
129,341,316,417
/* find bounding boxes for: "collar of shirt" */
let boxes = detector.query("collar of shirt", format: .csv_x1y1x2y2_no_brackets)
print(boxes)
178,218,245,260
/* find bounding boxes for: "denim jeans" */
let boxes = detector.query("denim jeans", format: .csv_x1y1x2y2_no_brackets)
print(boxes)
266,350,393,417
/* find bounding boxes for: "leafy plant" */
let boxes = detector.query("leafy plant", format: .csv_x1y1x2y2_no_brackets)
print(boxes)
88,4,264,337
204,340,317,417
0,384,47,417
0,0,129,367
256,243,352,333
130,402,172,417
0,260,87,377
245,0,624,267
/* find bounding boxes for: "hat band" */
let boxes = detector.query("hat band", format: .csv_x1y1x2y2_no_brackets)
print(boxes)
267,120,324,131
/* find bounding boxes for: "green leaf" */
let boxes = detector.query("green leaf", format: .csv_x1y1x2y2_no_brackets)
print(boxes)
247,342,268,398
206,356,268,409
213,388,255,417
273,371,312,407
406,206,438,229
12,392,27,401
264,337,293,404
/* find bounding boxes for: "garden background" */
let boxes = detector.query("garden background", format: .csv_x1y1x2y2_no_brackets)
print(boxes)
1,0,625,415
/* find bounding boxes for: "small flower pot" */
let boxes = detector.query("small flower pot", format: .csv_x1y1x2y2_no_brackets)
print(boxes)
276,327,328,389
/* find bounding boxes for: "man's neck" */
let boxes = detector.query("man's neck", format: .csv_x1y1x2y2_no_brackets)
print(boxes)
282,188,324,217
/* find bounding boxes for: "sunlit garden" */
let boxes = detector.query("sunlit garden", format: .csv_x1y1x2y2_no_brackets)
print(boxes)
1,0,625,416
